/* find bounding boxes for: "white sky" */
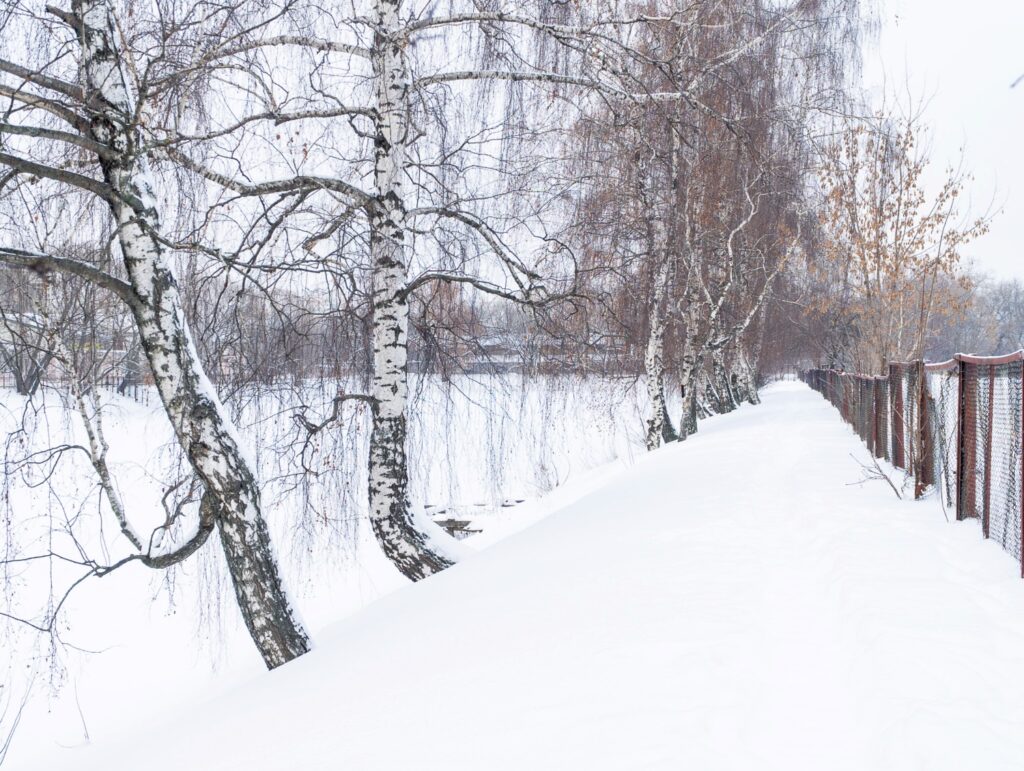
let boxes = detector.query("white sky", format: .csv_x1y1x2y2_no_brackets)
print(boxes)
861,0,1024,282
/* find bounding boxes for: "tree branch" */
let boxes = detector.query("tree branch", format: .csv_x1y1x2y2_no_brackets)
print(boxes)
0,151,117,203
0,122,113,159
0,58,83,101
163,147,373,208
0,246,138,309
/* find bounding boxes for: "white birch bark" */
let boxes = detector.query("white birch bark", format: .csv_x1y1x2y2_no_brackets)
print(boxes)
676,303,702,440
75,0,309,668
644,250,676,450
366,0,454,580
639,127,678,452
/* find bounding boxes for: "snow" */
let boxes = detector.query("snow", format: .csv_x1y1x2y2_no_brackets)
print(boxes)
12,380,1024,769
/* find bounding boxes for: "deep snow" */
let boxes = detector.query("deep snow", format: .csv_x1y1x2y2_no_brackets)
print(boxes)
12,380,1024,770
1,373,648,771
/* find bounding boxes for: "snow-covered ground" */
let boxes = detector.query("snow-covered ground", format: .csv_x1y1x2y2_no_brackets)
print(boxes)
11,380,1024,770
1,374,647,768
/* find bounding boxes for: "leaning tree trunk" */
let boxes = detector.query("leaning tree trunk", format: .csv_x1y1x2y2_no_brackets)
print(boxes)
366,0,454,581
76,0,309,668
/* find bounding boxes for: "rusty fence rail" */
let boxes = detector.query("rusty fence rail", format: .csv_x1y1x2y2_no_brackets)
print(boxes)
802,353,1024,576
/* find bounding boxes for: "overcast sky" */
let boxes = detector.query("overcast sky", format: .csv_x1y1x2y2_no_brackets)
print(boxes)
860,0,1024,282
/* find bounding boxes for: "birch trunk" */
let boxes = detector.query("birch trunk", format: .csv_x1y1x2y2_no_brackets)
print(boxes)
644,255,677,449
705,345,736,414
743,306,769,405
732,338,760,405
367,0,454,580
678,378,699,439
676,305,702,440
76,0,309,668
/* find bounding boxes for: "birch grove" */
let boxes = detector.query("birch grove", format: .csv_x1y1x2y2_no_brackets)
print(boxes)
569,0,858,447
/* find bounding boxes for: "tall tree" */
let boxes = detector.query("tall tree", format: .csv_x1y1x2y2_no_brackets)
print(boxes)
815,115,986,373
0,0,309,668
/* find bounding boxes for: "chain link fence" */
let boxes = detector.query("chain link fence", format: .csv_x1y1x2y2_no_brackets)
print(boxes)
803,353,1024,577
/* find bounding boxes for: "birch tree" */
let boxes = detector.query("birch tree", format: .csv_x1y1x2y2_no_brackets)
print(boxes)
0,0,309,668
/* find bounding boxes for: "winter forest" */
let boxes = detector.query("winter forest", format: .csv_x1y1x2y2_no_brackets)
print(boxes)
2,0,1023,768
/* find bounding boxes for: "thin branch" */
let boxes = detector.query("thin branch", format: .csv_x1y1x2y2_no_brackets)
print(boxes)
163,147,373,208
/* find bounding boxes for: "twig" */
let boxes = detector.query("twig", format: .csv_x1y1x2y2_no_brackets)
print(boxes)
847,452,903,499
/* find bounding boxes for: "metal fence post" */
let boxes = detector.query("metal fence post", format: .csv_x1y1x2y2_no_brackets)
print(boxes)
872,379,880,458
915,360,928,499
955,358,965,520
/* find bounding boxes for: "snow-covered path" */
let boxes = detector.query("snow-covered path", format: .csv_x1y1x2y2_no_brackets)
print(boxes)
37,382,1024,770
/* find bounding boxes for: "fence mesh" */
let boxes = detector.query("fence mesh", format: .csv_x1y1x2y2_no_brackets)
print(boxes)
974,361,1023,558
803,354,1024,577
